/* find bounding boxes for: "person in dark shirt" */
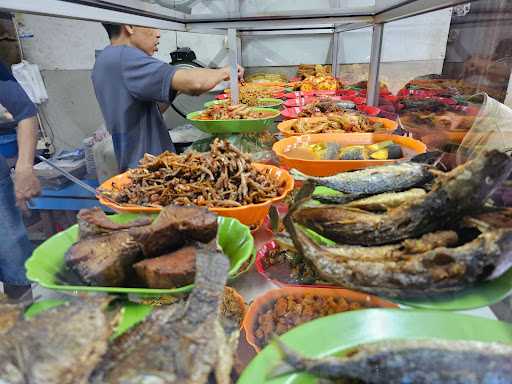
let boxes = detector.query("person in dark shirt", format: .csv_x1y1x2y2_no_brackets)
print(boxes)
0,61,40,300
92,24,244,171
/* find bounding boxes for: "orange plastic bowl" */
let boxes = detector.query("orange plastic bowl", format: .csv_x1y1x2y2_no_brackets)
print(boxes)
97,163,294,227
277,116,398,137
273,132,427,177
243,286,397,352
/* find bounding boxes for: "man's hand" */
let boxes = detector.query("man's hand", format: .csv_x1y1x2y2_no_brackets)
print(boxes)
14,165,41,211
221,64,245,82
172,65,245,96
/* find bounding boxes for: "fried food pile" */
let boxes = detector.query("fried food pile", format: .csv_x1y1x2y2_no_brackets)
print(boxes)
288,112,384,134
297,64,332,79
299,65,339,91
110,139,285,208
239,85,281,106
195,103,276,120
297,99,344,117
225,84,283,106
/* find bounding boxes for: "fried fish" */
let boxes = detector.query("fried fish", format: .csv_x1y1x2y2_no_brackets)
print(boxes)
91,247,233,384
272,338,512,384
294,150,512,245
290,162,432,195
287,223,512,298
0,297,117,384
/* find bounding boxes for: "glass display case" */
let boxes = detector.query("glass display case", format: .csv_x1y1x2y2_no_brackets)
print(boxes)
1,2,512,381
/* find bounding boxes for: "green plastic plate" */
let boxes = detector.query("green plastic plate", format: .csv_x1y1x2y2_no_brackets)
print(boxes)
297,186,512,310
25,299,152,339
238,308,512,384
186,108,279,134
204,99,283,109
26,214,254,297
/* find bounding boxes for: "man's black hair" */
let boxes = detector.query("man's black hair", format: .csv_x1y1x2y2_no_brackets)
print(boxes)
102,23,122,39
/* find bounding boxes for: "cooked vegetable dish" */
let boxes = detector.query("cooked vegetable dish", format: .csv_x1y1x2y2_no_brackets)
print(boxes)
286,140,404,161
254,293,367,347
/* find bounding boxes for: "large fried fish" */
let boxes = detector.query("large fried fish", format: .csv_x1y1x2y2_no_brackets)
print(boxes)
290,162,432,194
294,150,512,245
272,338,512,383
288,222,512,298
0,298,117,384
91,247,233,384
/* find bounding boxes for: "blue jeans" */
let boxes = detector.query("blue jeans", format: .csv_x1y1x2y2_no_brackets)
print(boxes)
0,161,32,285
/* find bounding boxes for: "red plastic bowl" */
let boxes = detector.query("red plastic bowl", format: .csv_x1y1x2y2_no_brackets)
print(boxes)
280,107,302,119
382,94,399,104
357,104,381,116
273,92,287,99
337,89,358,97
284,97,317,107
285,91,305,99
314,90,337,96
351,96,366,105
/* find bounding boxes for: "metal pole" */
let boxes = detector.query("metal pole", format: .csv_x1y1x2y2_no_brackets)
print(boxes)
367,23,383,107
331,31,341,78
227,28,239,105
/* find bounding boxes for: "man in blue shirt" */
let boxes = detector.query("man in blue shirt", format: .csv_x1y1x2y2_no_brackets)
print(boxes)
0,61,40,299
92,24,243,171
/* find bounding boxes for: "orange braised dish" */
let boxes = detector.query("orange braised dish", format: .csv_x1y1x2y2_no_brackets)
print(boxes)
254,293,368,347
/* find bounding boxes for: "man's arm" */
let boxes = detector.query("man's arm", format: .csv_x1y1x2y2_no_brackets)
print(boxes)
171,65,244,96
121,49,244,102
0,61,41,209
14,116,40,210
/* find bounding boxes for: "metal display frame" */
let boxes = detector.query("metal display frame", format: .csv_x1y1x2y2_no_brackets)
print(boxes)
0,0,481,105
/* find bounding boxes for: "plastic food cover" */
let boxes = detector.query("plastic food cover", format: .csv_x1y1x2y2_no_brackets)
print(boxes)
458,93,512,164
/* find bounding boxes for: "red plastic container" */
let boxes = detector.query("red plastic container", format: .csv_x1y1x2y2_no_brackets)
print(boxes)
313,90,337,96
337,89,358,97
351,96,366,105
285,91,305,99
357,104,381,116
280,107,302,119
284,97,317,107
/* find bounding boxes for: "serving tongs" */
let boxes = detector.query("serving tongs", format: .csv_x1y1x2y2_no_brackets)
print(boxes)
36,155,126,207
